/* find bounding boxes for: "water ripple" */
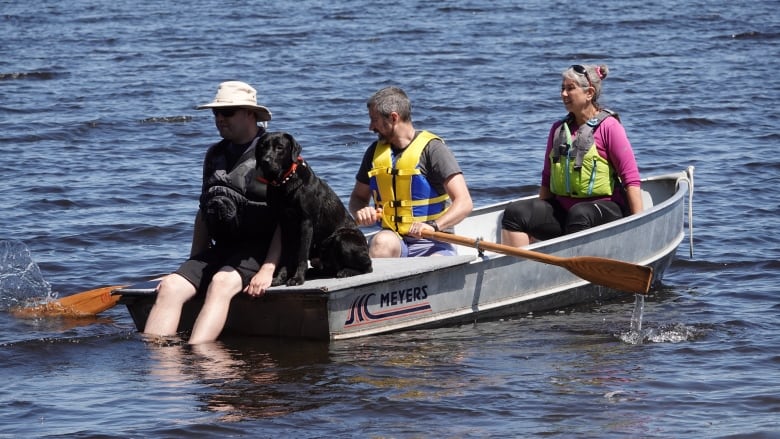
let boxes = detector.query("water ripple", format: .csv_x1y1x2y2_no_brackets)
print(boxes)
0,0,778,436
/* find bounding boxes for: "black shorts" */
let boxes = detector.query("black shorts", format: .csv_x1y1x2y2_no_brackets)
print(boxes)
174,241,271,294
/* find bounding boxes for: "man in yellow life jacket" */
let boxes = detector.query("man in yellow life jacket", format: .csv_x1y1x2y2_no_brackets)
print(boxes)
349,86,473,257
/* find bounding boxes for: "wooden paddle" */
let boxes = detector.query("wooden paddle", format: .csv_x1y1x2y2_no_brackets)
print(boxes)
11,284,126,318
422,230,653,294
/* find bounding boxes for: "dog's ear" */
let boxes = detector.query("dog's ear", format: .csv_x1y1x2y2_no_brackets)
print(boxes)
284,132,302,159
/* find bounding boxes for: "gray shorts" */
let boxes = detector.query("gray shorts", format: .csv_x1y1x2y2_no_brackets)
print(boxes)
400,236,456,257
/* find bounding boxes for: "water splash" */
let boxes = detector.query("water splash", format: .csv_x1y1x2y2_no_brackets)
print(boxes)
630,294,645,333
0,240,52,309
620,294,645,345
620,319,704,345
619,294,705,344
643,323,705,343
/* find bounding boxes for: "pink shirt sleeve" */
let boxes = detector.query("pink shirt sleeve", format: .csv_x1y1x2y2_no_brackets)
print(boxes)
596,117,640,188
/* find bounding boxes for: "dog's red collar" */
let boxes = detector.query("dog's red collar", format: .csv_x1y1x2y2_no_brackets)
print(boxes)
257,156,304,186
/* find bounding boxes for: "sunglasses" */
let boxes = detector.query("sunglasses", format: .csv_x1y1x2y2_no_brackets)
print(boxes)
571,64,593,89
212,108,240,118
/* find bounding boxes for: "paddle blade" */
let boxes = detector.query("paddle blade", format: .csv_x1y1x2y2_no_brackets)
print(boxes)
11,285,125,318
561,256,653,294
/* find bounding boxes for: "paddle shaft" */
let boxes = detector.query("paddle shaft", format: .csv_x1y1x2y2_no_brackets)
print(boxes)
422,230,653,294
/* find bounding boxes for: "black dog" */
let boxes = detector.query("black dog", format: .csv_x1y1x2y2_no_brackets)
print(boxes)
256,132,372,286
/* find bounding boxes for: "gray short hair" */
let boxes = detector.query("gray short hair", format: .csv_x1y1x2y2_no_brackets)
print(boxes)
367,86,412,121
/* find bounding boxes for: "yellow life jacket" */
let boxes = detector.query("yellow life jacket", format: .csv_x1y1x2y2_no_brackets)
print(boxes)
549,110,618,198
368,131,449,235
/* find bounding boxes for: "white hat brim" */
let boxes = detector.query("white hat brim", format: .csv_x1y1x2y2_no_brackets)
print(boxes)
196,102,272,121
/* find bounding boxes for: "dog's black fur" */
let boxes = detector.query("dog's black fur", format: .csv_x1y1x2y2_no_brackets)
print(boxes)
256,132,372,286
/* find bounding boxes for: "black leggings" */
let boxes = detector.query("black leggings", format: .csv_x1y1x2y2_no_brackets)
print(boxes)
501,198,625,240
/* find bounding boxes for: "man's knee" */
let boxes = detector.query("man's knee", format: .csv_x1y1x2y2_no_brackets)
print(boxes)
156,274,196,305
207,269,242,296
369,230,401,258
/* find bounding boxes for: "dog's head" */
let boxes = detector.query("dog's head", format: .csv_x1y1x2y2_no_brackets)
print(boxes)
257,131,302,181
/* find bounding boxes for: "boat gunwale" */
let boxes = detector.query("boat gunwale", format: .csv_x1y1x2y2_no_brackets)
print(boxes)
116,169,692,298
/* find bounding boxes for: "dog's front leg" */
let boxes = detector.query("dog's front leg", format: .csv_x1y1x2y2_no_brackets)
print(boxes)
272,221,297,286
271,265,288,286
288,217,313,286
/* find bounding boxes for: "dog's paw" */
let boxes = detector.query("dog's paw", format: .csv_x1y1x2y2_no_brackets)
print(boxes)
336,266,372,278
284,264,308,286
335,268,358,278
271,267,289,286
271,277,285,287
285,275,305,286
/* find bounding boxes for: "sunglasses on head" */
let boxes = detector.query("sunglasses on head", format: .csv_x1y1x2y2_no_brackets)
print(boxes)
570,64,593,89
212,108,240,118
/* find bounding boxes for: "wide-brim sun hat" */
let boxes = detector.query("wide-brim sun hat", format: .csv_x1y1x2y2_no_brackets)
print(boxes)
197,81,272,121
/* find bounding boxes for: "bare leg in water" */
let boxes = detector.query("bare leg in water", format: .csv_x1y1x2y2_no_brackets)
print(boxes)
143,268,242,345
187,268,243,345
144,273,198,337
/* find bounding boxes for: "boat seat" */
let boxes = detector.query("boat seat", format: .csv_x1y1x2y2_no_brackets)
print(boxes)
641,189,654,210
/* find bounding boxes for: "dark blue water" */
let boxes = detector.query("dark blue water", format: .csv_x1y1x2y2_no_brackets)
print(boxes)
2,1,779,437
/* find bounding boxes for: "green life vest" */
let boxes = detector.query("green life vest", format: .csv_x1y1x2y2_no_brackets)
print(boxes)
549,110,619,198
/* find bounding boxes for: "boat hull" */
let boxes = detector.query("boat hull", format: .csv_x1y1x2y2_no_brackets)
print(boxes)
118,168,693,340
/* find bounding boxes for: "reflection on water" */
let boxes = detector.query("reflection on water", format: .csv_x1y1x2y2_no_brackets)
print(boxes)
341,336,472,401
1,296,709,431
146,337,331,422
13,314,117,334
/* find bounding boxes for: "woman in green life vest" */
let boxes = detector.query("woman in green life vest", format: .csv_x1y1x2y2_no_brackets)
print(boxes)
501,64,643,247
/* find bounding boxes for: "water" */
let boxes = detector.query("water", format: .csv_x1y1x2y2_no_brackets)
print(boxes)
623,294,645,345
1,0,779,437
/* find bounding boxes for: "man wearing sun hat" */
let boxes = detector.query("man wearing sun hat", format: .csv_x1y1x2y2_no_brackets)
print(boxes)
144,81,281,344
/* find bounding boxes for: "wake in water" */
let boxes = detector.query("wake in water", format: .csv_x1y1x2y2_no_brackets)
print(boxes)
0,240,53,310
0,71,58,81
